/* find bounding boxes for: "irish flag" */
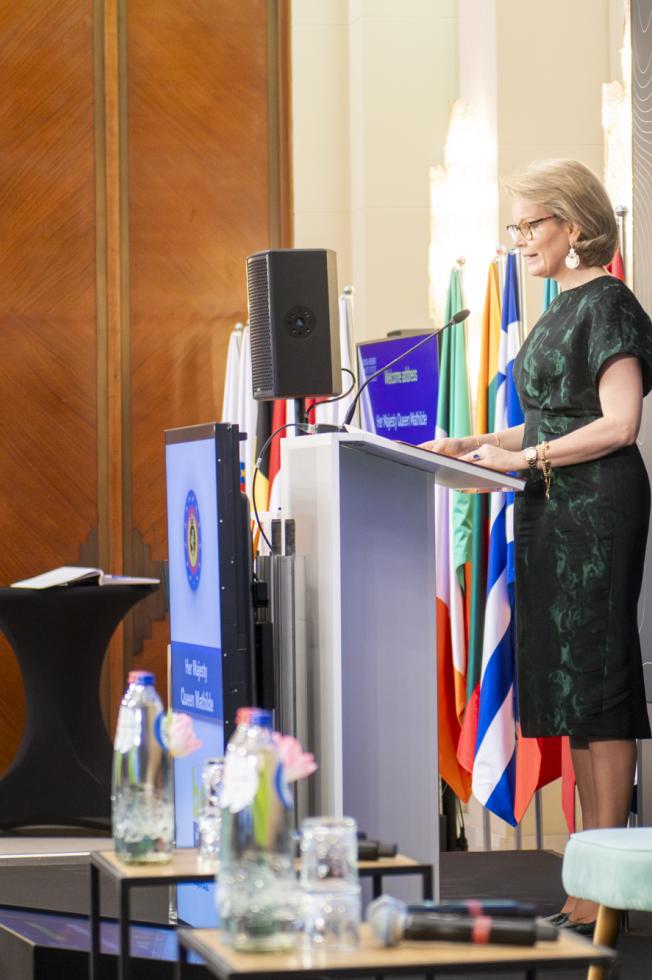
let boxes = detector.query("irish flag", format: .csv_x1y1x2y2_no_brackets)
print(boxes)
436,267,473,802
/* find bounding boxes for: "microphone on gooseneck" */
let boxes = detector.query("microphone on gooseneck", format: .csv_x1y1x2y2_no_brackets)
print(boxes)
341,308,471,429
367,896,558,948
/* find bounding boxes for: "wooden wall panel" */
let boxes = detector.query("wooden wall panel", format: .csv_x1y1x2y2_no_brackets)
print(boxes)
0,0,290,774
125,1,275,696
0,1,97,773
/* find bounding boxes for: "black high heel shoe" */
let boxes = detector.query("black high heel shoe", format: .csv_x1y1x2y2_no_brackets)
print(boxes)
542,911,570,926
564,919,596,936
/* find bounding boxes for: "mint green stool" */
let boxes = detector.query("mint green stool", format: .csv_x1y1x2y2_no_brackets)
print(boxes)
563,828,652,979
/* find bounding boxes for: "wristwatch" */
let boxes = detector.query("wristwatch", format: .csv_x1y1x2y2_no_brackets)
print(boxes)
523,446,538,472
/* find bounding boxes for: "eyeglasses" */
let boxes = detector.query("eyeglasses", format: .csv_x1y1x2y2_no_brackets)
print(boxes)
506,216,556,243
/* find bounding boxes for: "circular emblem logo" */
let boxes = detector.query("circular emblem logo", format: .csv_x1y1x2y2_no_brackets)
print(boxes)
183,490,202,591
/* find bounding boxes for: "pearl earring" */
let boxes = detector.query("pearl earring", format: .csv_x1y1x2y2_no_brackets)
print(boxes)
565,244,580,270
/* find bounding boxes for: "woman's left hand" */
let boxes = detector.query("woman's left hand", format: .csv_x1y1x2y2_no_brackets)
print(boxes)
459,443,524,473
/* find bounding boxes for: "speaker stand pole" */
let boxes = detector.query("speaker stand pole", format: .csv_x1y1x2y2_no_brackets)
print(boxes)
294,398,307,435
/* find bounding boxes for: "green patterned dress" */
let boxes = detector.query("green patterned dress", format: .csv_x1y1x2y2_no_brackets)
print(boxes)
512,276,652,738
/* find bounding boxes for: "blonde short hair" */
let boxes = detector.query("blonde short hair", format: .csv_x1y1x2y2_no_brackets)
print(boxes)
503,159,618,267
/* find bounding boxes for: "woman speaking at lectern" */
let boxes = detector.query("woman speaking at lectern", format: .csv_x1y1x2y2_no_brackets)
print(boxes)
424,159,652,932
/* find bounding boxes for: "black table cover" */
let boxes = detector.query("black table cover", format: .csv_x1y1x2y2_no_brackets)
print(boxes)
0,584,157,830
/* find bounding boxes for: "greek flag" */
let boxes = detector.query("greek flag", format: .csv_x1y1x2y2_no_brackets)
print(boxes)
471,252,523,825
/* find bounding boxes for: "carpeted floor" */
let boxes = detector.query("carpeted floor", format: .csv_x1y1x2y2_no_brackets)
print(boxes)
441,850,652,979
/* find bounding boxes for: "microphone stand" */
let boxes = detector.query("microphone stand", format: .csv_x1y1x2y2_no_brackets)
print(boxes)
336,308,470,431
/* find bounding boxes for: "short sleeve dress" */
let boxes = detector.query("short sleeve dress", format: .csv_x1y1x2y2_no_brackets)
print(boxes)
512,275,652,739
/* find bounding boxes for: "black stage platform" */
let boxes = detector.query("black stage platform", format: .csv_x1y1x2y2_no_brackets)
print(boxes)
0,849,650,978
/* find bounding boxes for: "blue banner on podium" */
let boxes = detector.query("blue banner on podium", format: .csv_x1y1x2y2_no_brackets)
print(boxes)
170,640,222,722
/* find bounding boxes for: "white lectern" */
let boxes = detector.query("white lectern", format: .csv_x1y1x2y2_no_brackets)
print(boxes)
281,430,524,900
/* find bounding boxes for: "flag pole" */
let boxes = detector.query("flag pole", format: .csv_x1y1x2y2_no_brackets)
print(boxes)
515,248,527,342
615,204,628,280
535,789,543,849
483,808,491,850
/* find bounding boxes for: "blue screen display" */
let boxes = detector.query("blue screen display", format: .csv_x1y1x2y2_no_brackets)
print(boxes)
357,334,439,444
166,438,222,647
165,433,223,927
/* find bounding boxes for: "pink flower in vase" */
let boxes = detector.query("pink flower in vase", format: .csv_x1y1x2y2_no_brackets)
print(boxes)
165,710,203,758
273,732,318,782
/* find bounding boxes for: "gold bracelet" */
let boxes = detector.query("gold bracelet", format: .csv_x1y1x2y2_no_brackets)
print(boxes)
539,441,552,500
492,432,501,448
474,436,481,450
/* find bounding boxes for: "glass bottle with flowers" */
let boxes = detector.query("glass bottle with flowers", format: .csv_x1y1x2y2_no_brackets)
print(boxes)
217,709,317,951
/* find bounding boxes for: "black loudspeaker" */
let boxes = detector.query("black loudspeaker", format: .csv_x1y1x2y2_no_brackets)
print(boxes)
246,248,342,400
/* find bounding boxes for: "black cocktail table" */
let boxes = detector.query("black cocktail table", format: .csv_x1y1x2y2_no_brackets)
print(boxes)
0,584,156,830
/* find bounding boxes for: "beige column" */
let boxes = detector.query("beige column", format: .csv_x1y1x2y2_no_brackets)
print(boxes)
292,0,458,343
496,0,610,325
291,0,352,286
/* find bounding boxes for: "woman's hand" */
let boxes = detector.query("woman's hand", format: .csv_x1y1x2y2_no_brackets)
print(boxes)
459,443,524,473
419,436,476,457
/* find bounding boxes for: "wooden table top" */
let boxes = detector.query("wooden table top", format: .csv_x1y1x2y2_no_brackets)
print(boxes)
356,854,430,873
91,848,217,883
91,849,428,883
178,923,617,978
